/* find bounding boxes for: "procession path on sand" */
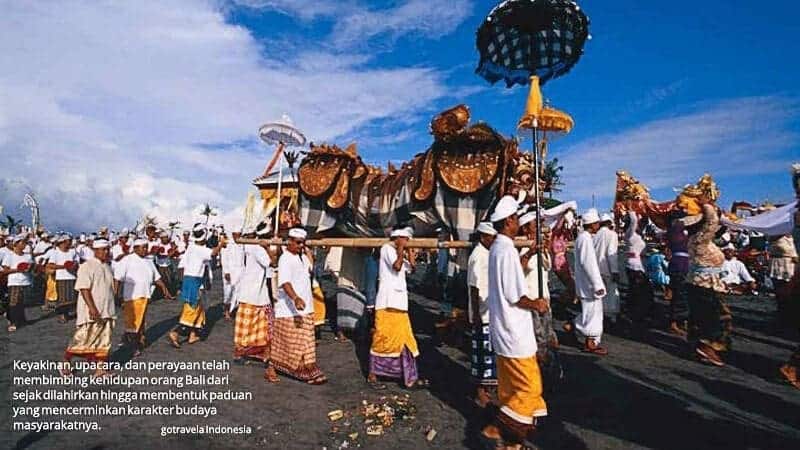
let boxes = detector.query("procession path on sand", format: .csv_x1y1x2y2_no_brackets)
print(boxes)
3,265,800,450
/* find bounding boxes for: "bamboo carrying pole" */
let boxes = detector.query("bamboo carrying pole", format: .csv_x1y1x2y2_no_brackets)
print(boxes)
236,237,541,249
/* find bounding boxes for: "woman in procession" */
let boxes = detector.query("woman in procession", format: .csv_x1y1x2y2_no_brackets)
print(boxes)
1,234,34,332
46,235,80,324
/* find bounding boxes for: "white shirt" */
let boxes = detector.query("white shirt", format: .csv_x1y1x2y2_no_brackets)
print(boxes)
175,239,188,255
522,250,551,300
467,244,491,324
487,234,537,358
0,247,11,265
115,253,161,300
221,243,245,277
49,248,79,280
375,243,411,311
237,246,272,306
76,244,94,262
111,242,129,269
2,252,34,286
180,243,213,278
624,212,646,272
574,230,605,299
146,239,159,261
32,240,52,262
155,240,174,267
593,226,619,277
275,251,313,318
721,258,754,285
73,258,116,326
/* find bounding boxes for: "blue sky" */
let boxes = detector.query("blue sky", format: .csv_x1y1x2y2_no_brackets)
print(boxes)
230,0,799,208
0,0,798,231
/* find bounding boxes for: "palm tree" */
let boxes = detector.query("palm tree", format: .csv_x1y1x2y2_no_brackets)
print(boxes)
542,157,565,198
1,215,22,234
198,203,218,225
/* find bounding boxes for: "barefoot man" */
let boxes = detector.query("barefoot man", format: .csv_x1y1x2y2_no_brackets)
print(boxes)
468,222,498,406
482,196,550,449
114,238,173,356
169,225,225,348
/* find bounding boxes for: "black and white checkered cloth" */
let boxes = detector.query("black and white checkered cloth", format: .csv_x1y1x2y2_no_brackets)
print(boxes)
300,178,501,241
476,0,590,87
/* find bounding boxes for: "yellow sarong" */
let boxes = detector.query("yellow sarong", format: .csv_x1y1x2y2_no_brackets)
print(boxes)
178,303,205,329
370,308,419,358
123,298,148,333
45,273,57,302
312,285,326,326
497,355,548,424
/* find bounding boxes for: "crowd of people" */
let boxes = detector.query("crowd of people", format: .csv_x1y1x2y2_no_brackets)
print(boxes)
1,165,799,450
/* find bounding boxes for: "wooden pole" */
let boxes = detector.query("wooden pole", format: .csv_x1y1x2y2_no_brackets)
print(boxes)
532,123,544,298
236,237,539,249
274,142,284,239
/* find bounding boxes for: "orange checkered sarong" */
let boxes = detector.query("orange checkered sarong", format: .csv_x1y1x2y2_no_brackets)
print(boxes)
271,315,324,381
233,303,272,362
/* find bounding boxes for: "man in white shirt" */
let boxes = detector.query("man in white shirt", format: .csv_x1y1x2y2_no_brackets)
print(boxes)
114,238,173,356
481,196,549,447
468,222,497,407
1,235,34,331
32,233,52,262
593,213,621,324
63,238,116,378
110,233,131,273
46,235,80,324
153,231,177,300
569,209,608,355
221,229,246,321
144,225,159,262
367,225,424,390
519,211,561,383
78,234,96,262
233,222,279,382
169,224,225,347
721,245,756,293
272,227,327,385
174,229,191,288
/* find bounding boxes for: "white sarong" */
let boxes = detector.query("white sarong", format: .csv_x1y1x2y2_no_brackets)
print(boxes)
601,274,620,319
575,297,604,343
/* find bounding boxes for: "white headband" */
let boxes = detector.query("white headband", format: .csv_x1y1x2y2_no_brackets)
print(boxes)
288,228,307,240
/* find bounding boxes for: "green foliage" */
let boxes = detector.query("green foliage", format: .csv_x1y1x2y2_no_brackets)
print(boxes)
1,215,22,233
542,157,564,197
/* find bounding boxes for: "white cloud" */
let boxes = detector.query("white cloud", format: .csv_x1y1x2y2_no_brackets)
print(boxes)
556,96,799,209
237,0,474,48
232,0,355,21
0,0,453,231
332,0,474,48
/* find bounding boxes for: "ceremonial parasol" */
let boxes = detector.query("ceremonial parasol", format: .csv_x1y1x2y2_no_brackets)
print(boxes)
476,0,589,297
258,115,306,238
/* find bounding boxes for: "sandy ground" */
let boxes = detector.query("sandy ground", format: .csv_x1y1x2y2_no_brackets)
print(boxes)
2,265,800,450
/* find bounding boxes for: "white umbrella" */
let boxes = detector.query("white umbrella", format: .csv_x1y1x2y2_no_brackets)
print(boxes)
258,115,306,238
